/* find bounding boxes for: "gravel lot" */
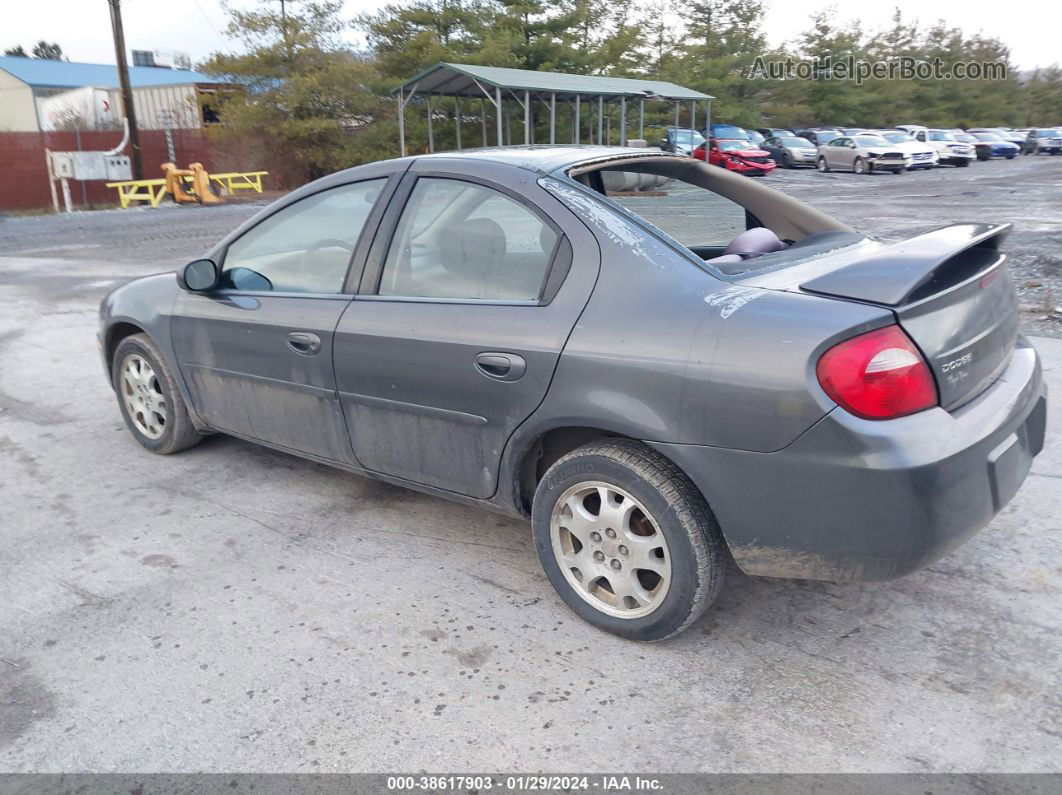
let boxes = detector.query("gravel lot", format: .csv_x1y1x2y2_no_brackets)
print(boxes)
0,154,1060,774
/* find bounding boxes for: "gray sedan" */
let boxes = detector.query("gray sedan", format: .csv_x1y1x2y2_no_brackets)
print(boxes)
99,147,1046,641
763,135,819,167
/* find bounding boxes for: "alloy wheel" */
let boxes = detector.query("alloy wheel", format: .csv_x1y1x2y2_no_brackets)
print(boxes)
120,353,167,440
550,481,671,619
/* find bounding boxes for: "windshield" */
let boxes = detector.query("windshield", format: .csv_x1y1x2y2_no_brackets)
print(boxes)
855,135,889,147
974,132,1003,142
1038,129,1062,137
717,141,749,151
780,137,813,147
671,129,705,145
880,132,911,143
712,125,748,140
929,131,956,141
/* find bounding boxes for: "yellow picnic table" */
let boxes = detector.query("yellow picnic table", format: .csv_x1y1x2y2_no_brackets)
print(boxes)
106,170,269,208
210,171,268,194
104,178,168,209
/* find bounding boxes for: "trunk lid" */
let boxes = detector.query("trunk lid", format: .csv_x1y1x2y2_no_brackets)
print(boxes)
798,223,1018,410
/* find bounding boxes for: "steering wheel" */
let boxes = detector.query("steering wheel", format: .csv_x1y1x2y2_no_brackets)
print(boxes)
298,238,356,291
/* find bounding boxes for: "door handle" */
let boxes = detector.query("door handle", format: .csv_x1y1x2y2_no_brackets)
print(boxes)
287,331,321,355
475,352,526,382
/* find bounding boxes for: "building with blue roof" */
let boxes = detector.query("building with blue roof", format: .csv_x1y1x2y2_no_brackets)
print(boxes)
0,55,225,132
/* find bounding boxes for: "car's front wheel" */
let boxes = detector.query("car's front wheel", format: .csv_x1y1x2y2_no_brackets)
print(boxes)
531,439,727,641
112,333,202,455
817,157,830,172
853,157,868,174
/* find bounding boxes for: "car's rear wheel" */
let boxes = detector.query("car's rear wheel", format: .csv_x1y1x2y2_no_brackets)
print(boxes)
957,159,970,167
531,439,727,641
112,333,201,455
817,157,829,172
781,151,792,168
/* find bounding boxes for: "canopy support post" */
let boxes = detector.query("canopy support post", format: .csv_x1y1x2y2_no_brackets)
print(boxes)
620,96,627,147
574,94,580,144
454,96,461,150
398,92,406,157
550,93,556,144
674,101,679,131
524,90,530,145
705,99,712,142
481,100,487,147
597,96,603,145
690,100,695,137
639,98,644,140
496,87,503,146
426,94,434,153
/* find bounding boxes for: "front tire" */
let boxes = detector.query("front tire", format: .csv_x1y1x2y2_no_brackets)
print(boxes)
853,157,867,174
817,157,830,173
531,439,727,641
112,333,201,455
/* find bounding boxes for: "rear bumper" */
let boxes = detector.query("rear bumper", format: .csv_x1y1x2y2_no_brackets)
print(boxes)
650,339,1047,582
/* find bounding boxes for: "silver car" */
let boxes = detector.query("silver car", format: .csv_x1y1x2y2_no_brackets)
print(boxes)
816,134,909,174
763,135,819,167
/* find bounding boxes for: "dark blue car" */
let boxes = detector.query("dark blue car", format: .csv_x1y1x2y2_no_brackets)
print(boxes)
967,132,1020,160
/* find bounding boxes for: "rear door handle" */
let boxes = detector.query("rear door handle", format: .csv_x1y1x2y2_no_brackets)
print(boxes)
287,331,321,355
475,352,526,382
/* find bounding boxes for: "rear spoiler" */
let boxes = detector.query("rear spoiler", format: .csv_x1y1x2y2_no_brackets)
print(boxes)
800,223,1011,306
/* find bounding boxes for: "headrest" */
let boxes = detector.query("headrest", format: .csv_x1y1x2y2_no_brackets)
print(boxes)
721,227,786,259
439,217,506,279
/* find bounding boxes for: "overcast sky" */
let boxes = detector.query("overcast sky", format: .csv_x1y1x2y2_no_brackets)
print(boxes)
3,0,1057,73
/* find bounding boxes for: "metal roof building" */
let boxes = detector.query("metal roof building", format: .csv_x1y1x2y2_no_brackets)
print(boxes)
394,62,714,155
0,56,222,132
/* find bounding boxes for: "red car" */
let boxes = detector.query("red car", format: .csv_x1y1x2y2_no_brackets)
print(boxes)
694,139,777,176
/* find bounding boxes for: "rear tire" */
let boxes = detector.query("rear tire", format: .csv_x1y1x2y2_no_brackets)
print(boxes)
531,439,727,641
112,333,201,455
817,157,829,173
957,159,970,167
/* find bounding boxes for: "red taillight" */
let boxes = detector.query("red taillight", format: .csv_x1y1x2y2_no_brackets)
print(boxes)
816,325,938,420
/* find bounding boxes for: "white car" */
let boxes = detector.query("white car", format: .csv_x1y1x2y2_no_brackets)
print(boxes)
870,130,938,169
816,133,909,174
899,126,975,166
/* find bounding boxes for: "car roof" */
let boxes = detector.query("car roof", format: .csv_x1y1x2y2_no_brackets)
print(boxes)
363,145,689,177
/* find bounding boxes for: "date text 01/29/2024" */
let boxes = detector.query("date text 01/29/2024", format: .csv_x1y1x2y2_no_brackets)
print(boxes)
385,775,664,790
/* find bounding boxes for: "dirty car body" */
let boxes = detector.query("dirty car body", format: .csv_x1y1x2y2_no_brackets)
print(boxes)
99,146,1047,637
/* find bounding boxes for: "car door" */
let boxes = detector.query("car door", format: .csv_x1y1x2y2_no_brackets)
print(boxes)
171,172,398,462
331,159,599,499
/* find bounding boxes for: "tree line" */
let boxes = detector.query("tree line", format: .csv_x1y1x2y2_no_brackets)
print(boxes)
199,0,1062,185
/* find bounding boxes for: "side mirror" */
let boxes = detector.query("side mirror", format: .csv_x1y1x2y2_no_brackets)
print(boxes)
178,258,219,292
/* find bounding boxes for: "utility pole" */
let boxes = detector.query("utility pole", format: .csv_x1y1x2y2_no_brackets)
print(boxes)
108,0,142,179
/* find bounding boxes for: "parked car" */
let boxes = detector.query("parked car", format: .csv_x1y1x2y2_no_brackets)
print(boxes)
706,123,750,141
963,132,1020,160
756,127,795,139
762,135,819,168
816,134,909,174
98,145,1046,641
903,127,976,166
1022,128,1062,155
797,128,843,146
970,127,1026,145
660,127,705,156
695,139,777,175
841,128,867,135
745,130,767,145
870,130,938,169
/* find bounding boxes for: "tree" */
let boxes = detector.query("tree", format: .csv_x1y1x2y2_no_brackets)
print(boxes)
3,45,28,57
201,1,390,184
31,41,64,60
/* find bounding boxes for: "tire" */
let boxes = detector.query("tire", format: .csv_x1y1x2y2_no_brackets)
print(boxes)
957,159,970,167
977,150,990,161
817,157,829,173
112,333,201,455
781,152,792,168
853,157,867,174
1006,154,1016,159
531,439,727,641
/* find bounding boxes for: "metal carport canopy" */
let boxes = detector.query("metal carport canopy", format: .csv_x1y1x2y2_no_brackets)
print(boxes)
393,62,714,155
